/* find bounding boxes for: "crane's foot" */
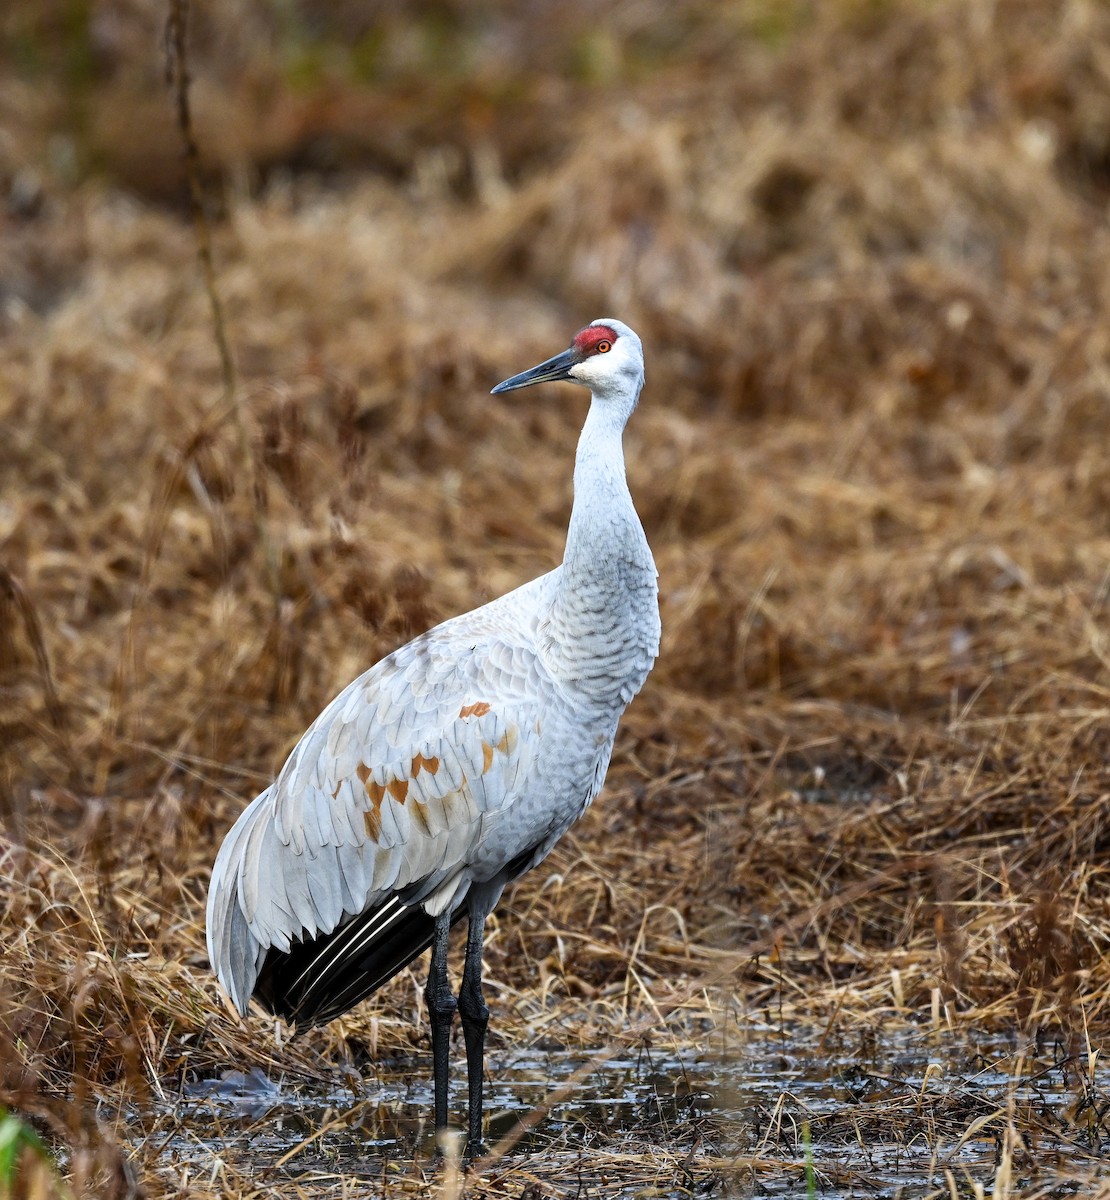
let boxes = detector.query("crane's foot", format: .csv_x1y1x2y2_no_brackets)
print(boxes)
432,1126,487,1168
434,1126,468,1163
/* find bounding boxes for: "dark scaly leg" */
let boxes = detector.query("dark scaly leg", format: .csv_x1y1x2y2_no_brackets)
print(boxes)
457,892,494,1155
424,909,456,1135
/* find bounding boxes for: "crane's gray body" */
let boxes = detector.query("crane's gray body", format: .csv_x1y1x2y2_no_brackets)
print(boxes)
207,319,659,1022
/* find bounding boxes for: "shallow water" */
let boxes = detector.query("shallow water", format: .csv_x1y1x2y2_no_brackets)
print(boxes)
162,1023,1110,1197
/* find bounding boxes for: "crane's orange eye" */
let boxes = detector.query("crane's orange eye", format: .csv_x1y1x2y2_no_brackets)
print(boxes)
596,340,612,353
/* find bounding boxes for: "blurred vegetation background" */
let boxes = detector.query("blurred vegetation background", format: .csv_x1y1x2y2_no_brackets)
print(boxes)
2,0,825,199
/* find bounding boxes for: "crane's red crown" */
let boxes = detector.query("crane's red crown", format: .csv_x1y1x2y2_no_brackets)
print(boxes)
573,325,617,356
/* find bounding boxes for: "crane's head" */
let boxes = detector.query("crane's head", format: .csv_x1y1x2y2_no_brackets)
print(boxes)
490,318,644,406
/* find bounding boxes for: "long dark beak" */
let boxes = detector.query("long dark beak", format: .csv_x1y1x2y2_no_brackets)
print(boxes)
490,347,578,394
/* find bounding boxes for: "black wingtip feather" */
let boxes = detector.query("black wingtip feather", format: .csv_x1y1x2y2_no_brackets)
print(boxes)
254,899,465,1029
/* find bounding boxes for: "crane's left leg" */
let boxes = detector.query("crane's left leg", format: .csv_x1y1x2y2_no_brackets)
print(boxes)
458,891,495,1155
425,909,456,1136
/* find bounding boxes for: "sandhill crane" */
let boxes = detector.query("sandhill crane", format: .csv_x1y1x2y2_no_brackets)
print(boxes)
206,318,660,1153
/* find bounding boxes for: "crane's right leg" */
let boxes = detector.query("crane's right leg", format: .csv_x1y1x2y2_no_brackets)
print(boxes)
457,890,495,1156
424,909,456,1134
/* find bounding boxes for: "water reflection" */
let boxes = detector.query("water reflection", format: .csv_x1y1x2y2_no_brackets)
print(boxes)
166,1025,1109,1197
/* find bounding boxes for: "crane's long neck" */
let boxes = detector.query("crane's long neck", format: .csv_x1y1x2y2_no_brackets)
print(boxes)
543,396,660,706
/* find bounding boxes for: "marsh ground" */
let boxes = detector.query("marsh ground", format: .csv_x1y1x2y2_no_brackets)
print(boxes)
4,1,1110,1195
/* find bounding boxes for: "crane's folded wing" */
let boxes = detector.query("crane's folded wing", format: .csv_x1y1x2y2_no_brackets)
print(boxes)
206,620,549,1012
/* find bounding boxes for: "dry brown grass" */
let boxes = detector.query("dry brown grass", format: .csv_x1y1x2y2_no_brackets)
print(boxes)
5,0,1110,1195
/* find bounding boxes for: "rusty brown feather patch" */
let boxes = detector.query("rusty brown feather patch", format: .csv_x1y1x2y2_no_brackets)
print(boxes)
412,752,440,776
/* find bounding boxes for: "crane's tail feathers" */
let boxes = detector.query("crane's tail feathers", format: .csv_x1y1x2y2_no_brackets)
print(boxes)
207,802,270,1017
254,896,465,1028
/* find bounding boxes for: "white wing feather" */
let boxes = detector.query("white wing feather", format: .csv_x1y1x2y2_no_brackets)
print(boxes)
207,575,555,1014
